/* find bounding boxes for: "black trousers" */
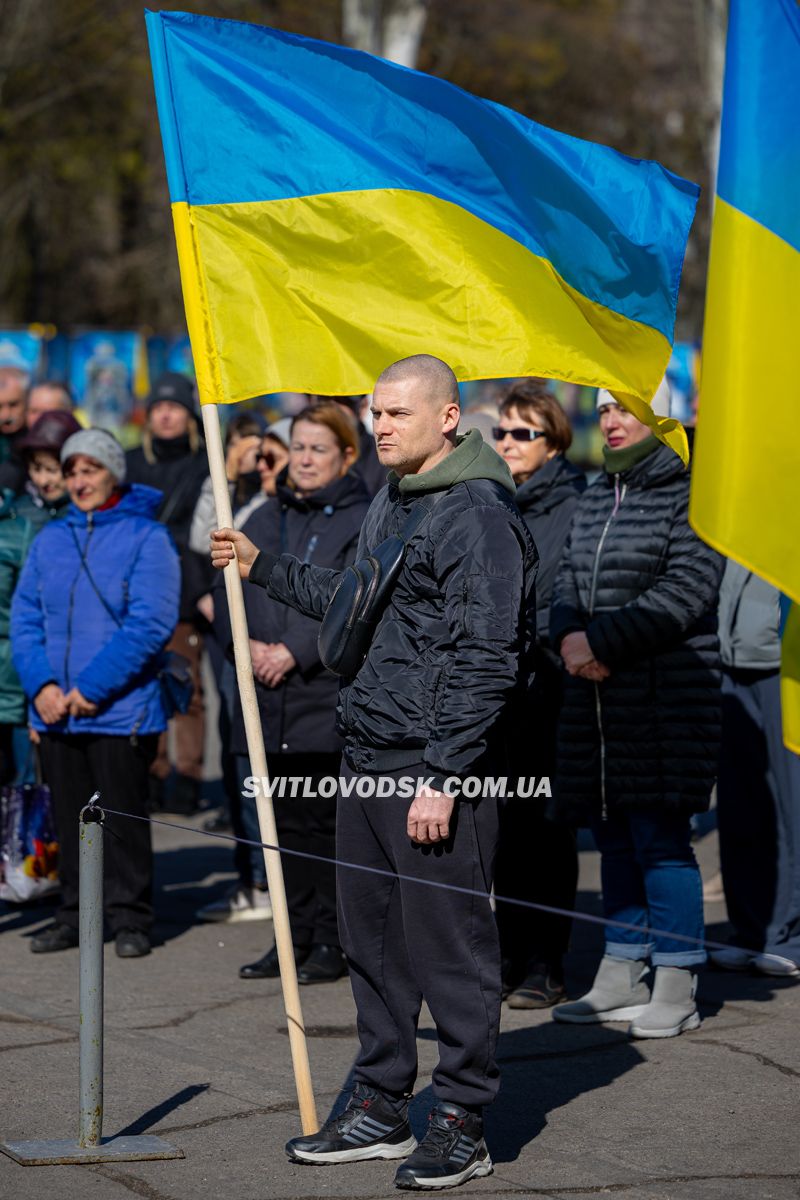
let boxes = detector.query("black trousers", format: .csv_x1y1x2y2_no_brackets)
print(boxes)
39,733,157,934
234,751,341,947
336,759,501,1110
494,796,578,978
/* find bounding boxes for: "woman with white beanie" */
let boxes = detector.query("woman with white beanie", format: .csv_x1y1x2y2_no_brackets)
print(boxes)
11,428,180,958
549,382,724,1037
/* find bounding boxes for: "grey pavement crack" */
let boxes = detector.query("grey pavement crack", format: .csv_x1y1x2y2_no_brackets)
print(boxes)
155,1098,300,1135
89,1164,180,1200
519,1172,800,1195
0,1010,76,1035
251,1179,800,1200
693,1035,800,1079
128,994,255,1031
0,1034,76,1053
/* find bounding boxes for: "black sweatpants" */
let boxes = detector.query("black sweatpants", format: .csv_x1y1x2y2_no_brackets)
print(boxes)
494,797,578,978
336,759,501,1110
39,733,158,934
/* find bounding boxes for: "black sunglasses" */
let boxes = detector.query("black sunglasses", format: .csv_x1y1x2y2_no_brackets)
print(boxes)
257,451,278,469
492,426,547,443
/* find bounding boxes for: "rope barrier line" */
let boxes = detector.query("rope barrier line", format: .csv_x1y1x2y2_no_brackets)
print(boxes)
97,804,746,959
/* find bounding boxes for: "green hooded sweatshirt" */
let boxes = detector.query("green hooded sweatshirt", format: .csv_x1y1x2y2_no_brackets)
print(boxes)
389,428,516,496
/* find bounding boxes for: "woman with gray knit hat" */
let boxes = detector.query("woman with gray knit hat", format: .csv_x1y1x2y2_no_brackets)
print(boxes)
549,381,724,1038
11,428,180,957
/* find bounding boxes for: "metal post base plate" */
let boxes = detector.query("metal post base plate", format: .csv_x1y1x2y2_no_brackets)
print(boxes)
1,1135,184,1165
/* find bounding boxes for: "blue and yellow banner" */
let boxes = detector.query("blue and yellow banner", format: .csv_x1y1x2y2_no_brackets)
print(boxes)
690,0,800,751
145,10,697,456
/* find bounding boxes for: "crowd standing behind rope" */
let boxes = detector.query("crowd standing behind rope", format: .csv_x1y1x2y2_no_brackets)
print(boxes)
1,344,799,1185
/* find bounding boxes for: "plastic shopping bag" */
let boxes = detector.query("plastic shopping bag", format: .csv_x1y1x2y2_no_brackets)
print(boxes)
0,783,59,902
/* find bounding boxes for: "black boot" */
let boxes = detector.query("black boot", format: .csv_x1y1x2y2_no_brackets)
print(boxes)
30,922,79,954
115,929,151,958
297,944,347,985
239,942,310,980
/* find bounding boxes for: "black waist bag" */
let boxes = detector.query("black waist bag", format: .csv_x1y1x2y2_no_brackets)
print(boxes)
318,496,437,678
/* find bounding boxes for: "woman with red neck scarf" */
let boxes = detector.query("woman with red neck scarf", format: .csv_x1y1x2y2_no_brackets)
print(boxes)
11,428,180,959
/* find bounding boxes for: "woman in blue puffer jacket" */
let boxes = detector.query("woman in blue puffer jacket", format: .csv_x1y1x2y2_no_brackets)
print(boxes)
11,429,180,958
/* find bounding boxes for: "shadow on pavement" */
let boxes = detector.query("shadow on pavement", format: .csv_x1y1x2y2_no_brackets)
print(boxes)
113,1083,210,1137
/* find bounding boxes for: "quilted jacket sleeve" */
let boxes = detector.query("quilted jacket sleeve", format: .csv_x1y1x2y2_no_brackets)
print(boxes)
586,498,724,668
549,529,588,649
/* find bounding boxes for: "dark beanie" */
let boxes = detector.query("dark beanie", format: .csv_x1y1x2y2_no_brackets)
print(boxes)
146,372,197,415
17,410,83,457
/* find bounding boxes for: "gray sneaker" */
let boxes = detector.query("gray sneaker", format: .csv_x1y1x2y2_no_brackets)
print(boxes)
197,884,272,923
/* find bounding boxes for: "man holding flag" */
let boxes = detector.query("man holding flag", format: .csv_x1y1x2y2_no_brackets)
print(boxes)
147,8,700,1186
213,352,537,1188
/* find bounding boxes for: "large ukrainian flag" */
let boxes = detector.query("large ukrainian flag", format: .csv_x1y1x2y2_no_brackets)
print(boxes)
145,10,697,455
690,0,800,751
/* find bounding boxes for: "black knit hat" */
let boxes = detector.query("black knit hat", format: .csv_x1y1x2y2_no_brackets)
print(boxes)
146,371,197,415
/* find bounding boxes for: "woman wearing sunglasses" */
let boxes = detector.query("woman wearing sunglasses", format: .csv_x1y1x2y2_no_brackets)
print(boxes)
492,381,586,1010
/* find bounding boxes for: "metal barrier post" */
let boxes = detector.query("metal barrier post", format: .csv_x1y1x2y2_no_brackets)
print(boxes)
1,794,184,1166
78,801,104,1148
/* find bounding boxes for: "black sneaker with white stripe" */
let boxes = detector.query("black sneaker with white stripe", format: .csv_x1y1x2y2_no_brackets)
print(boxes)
394,1102,493,1190
285,1082,416,1164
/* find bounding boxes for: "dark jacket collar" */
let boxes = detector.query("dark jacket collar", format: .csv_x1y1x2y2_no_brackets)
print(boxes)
275,466,370,513
514,454,586,513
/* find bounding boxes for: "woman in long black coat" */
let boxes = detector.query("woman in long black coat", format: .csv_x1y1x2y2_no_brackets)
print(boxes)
492,381,585,1009
550,382,723,1038
201,403,370,983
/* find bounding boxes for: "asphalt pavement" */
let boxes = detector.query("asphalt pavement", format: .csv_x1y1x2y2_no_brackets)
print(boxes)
1,807,798,1200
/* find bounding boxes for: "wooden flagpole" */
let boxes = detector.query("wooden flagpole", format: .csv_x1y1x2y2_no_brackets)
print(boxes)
201,403,318,1135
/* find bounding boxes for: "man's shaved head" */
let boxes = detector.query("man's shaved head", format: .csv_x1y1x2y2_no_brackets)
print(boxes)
371,355,461,477
375,355,460,408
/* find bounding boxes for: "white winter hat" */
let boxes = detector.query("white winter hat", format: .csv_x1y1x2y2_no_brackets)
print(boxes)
596,376,672,418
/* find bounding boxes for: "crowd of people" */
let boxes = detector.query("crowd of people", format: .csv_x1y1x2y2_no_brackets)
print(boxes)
0,344,798,1186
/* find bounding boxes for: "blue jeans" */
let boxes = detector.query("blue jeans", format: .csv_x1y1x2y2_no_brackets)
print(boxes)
232,753,267,887
591,810,706,967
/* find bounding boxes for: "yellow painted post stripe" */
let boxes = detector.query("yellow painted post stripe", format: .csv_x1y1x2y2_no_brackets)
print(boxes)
172,189,673,413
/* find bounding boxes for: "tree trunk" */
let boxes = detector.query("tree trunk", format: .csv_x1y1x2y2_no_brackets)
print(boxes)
342,0,428,68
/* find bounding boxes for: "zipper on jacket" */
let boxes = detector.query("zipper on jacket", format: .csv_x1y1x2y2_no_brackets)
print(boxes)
63,515,95,699
588,477,627,819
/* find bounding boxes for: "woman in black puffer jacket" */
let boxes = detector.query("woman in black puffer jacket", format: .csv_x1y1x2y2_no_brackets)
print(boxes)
550,381,723,1039
491,381,586,1010
203,403,370,984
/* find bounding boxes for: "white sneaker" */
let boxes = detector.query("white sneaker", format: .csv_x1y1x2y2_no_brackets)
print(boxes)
197,885,272,923
709,946,754,971
753,953,800,977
